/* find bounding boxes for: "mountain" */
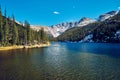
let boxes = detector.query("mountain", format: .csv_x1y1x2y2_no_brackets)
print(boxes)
56,12,120,43
48,11,118,37
49,17,96,37
31,17,96,38
98,11,118,21
30,25,53,37
49,22,76,37
57,22,100,42
31,10,120,40
77,17,96,27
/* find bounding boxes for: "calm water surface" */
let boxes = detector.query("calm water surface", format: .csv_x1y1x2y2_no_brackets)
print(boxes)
0,42,120,80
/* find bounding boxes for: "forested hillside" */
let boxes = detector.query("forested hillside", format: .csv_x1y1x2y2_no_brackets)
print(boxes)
0,7,48,46
57,14,120,43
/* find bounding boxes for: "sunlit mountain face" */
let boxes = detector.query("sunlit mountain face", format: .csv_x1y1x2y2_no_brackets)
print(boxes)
56,12,120,43
31,9,120,38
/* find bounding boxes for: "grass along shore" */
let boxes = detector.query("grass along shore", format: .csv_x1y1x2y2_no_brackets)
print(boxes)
0,42,50,51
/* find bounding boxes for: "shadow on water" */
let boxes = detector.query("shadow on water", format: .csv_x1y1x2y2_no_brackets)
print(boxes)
57,42,120,58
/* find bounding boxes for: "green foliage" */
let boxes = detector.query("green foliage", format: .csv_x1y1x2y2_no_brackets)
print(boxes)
25,20,32,43
0,6,49,46
4,16,9,45
0,6,4,45
12,15,18,45
39,28,48,43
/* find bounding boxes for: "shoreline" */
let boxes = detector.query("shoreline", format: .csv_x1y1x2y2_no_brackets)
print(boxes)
0,42,50,51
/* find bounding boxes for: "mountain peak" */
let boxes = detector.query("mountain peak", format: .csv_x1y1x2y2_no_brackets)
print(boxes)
80,17,88,20
106,11,116,15
78,17,96,27
98,11,117,21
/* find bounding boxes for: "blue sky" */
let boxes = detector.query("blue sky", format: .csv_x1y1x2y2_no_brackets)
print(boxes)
0,0,120,26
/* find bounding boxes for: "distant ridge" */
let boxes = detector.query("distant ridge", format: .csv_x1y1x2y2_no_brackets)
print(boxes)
31,9,120,38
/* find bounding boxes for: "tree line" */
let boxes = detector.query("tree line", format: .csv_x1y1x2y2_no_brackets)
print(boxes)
0,6,48,46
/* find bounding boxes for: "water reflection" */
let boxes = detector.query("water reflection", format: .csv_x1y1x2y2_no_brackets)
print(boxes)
0,42,120,80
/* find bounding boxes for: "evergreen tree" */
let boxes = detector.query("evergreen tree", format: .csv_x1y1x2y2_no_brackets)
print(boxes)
30,30,34,42
0,6,4,46
4,8,9,46
40,28,44,42
0,5,49,46
23,29,27,45
12,15,18,45
24,20,31,44
40,28,48,43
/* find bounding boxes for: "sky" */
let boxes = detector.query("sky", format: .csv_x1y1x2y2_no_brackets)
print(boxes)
0,0,120,26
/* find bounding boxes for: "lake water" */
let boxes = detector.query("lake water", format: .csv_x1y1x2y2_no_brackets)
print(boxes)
0,42,120,80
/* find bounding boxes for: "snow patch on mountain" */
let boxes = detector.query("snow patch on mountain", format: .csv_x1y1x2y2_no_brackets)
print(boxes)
80,34,94,42
115,30,120,38
98,11,117,21
50,18,96,37
78,17,96,27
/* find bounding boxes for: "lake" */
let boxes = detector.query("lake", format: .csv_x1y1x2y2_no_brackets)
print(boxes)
0,42,120,80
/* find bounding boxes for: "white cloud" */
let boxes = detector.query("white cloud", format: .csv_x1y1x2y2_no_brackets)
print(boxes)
118,6,120,10
53,11,60,15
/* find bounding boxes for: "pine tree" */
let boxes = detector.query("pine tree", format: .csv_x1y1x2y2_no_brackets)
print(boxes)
4,8,9,46
25,20,31,44
0,5,49,46
12,15,18,45
40,28,48,43
4,18,9,45
23,29,27,45
30,30,34,42
0,6,4,46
